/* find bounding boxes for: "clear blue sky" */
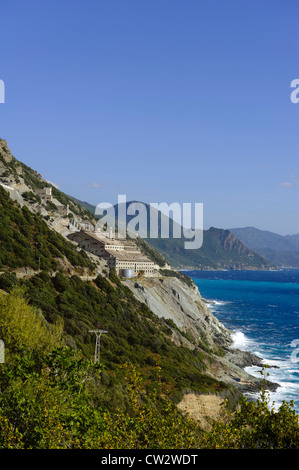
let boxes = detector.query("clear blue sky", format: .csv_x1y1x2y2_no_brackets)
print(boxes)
1,0,299,234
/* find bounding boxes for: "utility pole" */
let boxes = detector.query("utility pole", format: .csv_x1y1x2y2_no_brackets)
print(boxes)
0,339,4,364
89,329,108,364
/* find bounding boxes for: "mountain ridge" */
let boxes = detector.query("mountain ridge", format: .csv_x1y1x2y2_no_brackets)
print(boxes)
0,138,272,271
70,197,272,270
230,226,299,267
0,138,280,446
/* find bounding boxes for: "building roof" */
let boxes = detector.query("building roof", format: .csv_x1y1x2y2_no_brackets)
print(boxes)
70,230,155,264
73,230,121,246
104,248,154,263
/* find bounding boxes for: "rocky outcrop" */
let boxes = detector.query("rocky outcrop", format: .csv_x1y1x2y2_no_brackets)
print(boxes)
124,275,278,397
126,276,231,349
0,138,277,420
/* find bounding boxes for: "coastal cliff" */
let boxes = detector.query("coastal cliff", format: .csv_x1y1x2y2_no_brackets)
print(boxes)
124,275,277,404
0,138,278,431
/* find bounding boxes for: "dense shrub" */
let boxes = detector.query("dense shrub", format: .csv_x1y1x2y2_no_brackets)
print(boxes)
0,287,64,355
0,186,95,271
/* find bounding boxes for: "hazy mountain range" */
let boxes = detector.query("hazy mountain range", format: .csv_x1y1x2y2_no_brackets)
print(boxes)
73,199,299,269
0,137,295,270
71,197,271,270
230,227,299,268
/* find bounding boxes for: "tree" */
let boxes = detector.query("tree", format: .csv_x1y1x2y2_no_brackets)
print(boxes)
0,287,64,356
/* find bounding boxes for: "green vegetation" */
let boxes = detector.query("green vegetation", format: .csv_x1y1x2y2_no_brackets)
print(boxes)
0,139,95,223
0,186,95,271
0,289,298,449
0,327,202,448
0,287,63,357
202,381,299,449
0,258,298,449
0,150,298,448
159,268,195,288
145,227,271,270
132,235,168,267
0,283,217,448
0,270,227,402
22,191,41,204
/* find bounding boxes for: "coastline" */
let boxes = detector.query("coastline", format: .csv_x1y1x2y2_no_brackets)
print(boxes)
199,289,282,398
210,331,279,397
189,269,299,412
126,274,279,401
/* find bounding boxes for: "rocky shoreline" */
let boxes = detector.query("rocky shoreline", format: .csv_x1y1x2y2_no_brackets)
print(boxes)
125,275,279,398
221,346,279,394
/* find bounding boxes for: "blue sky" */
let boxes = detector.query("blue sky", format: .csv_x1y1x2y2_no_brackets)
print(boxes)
1,0,299,234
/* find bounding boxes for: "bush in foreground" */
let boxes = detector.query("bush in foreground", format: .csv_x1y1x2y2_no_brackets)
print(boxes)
0,289,299,449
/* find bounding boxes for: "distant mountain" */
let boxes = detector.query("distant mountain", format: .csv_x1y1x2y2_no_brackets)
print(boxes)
144,226,271,270
71,197,271,270
230,227,299,267
70,196,97,216
0,141,245,434
229,227,299,251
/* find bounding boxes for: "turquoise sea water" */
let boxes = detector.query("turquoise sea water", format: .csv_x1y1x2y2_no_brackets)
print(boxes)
183,269,299,412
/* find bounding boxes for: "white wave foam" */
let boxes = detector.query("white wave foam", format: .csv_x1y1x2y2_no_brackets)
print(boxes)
214,300,230,306
262,358,286,368
231,331,251,350
206,299,231,308
245,358,299,412
267,383,299,412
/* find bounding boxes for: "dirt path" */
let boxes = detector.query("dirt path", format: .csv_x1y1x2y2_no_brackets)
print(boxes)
178,393,226,431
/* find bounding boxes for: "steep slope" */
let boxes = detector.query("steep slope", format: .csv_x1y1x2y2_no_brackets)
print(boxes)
145,227,271,270
0,184,268,408
71,197,272,270
0,139,278,433
0,185,95,274
124,276,273,396
0,182,230,401
230,226,299,251
0,182,271,398
0,139,96,238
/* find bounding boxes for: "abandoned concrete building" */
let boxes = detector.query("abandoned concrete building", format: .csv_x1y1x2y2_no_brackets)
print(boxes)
68,230,158,276
36,187,53,202
56,204,69,217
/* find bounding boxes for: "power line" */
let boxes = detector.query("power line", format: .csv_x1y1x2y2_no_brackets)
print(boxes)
89,329,108,364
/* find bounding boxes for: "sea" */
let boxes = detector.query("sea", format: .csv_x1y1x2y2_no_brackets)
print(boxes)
182,268,299,413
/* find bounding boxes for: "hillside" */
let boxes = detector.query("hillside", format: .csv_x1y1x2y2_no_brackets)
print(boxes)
145,227,271,270
0,139,96,236
230,226,299,268
0,185,95,274
71,198,272,270
0,139,281,448
0,177,266,400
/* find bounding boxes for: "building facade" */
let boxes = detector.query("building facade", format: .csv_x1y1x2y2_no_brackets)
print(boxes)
68,230,158,276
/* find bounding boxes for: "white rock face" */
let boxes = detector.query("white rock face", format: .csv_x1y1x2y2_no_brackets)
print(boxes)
124,275,277,396
124,276,232,350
